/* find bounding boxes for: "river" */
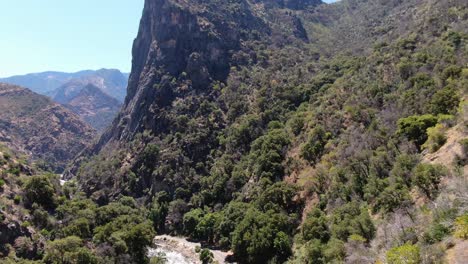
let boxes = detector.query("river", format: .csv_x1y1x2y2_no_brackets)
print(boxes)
148,235,232,264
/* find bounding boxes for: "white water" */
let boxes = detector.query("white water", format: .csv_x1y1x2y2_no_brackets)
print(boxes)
148,235,232,264
148,247,195,264
59,174,68,186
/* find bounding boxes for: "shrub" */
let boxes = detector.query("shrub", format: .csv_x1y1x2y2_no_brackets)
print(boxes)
302,208,330,242
441,65,462,80
445,31,462,48
300,126,329,164
412,164,447,198
32,207,52,228
3,152,11,160
430,85,460,115
24,175,56,209
199,248,214,264
374,183,411,213
422,124,447,153
13,195,21,204
397,115,438,149
75,248,99,264
386,243,420,264
423,223,450,244
323,238,346,263
43,236,83,263
304,239,324,264
0,178,5,189
454,214,468,239
14,236,34,259
195,246,201,253
62,218,92,238
348,234,367,243
330,203,375,242
150,253,168,264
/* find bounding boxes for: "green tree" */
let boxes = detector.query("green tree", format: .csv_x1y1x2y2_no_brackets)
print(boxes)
123,221,156,264
374,183,411,213
24,175,56,209
300,125,329,164
412,164,447,198
330,202,375,242
430,85,460,115
323,238,346,263
183,208,204,238
196,212,222,243
397,115,438,149
62,218,92,239
249,129,290,181
304,239,324,264
231,208,292,263
43,236,83,264
302,208,330,242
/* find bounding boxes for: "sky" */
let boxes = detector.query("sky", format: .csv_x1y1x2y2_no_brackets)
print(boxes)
0,0,337,78
0,0,144,77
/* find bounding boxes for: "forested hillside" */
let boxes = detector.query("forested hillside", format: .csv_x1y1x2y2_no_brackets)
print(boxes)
0,84,96,172
1,0,467,263
0,145,155,263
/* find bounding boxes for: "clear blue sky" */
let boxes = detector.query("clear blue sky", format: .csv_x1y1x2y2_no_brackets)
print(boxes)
0,0,337,78
0,0,144,77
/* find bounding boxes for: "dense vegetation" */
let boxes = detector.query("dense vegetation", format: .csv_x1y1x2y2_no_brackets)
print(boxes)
0,146,156,263
2,0,468,263
73,0,467,263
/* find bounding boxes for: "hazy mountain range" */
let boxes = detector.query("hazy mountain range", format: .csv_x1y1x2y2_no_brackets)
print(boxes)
0,69,129,101
0,69,128,131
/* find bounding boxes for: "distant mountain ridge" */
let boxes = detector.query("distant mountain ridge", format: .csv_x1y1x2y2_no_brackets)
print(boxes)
0,69,129,102
1,69,128,131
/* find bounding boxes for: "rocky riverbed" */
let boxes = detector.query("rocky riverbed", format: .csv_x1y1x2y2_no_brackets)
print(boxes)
148,235,232,264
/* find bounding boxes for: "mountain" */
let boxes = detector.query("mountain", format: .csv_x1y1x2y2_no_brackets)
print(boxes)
63,84,123,132
0,69,128,102
0,83,96,172
1,69,128,131
3,0,467,263
0,70,95,94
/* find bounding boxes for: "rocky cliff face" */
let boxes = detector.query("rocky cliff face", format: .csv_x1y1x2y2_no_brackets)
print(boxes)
87,0,316,151
66,0,320,195
109,0,266,141
0,84,96,172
